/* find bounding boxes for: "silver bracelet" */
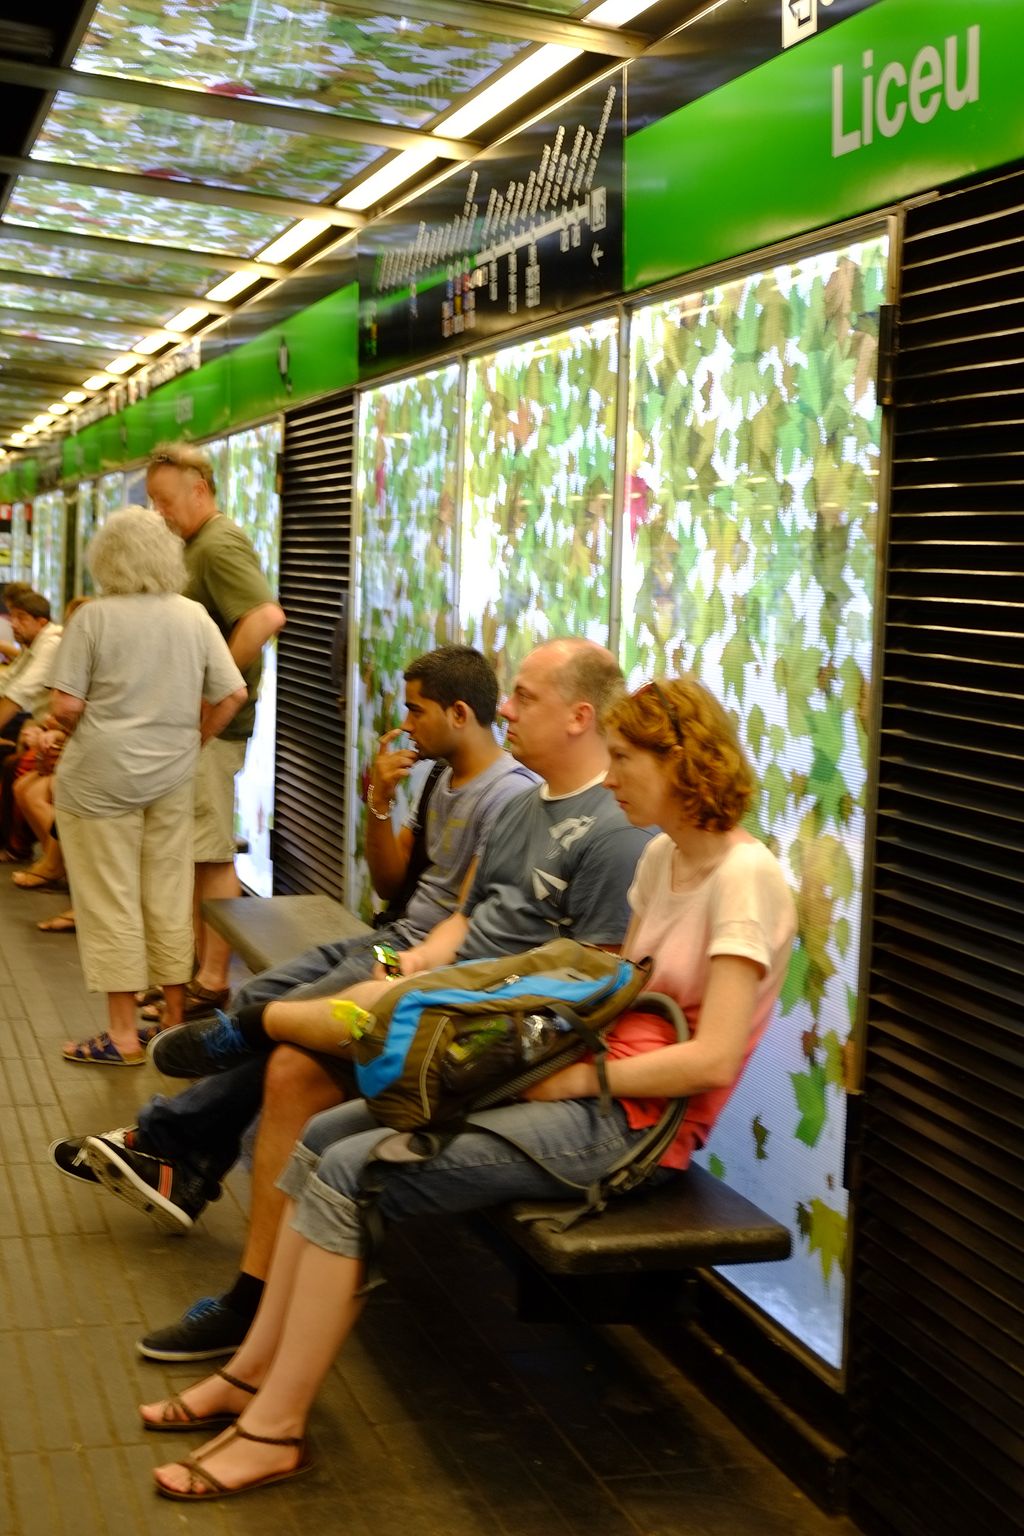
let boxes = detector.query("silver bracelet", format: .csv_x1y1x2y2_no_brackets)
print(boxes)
366,782,394,821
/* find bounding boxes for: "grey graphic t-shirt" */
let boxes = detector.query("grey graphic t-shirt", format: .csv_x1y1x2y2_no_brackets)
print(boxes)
391,755,535,944
458,781,652,960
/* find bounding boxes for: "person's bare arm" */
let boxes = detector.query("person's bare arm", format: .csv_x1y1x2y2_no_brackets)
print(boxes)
364,728,420,899
228,601,286,671
525,953,763,1103
49,689,86,732
200,685,248,746
396,911,471,975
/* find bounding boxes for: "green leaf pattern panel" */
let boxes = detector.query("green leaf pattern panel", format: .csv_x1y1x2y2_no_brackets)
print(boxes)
354,366,459,917
33,94,381,205
96,471,126,525
75,481,96,596
6,177,282,260
11,503,30,582
31,490,67,617
220,422,283,898
461,319,617,696
79,0,531,129
622,236,888,1366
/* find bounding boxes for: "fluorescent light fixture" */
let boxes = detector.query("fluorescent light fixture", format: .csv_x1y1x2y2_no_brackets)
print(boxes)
83,373,116,390
438,44,580,139
62,389,88,404
337,147,438,212
132,330,181,356
205,271,259,303
9,432,26,445
47,402,70,415
31,414,53,428
258,219,327,264
105,353,142,375
165,306,210,332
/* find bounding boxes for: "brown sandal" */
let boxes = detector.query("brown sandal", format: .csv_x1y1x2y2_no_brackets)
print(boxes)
153,1422,312,1500
141,1368,257,1434
141,980,229,1024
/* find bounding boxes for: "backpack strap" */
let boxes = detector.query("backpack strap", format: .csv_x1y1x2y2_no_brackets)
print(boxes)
465,990,691,1231
372,759,446,930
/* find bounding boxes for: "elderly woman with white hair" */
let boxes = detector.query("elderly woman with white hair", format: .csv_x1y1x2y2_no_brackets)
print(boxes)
51,505,247,1066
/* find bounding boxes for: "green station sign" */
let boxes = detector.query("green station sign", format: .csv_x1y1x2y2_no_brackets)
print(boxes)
626,0,1024,288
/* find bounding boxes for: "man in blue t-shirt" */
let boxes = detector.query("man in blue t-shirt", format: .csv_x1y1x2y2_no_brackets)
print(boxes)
55,638,650,1364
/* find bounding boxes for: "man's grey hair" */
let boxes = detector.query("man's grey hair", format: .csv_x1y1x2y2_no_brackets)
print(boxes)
547,638,625,718
87,505,186,596
148,441,217,495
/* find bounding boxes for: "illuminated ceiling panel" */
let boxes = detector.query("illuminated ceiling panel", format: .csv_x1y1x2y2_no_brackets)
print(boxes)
0,283,172,326
5,176,283,258
76,0,532,129
32,93,382,204
0,237,216,295
0,315,154,350
0,334,112,366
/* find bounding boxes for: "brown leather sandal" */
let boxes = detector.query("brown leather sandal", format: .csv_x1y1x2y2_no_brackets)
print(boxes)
141,1368,257,1434
153,1422,313,1500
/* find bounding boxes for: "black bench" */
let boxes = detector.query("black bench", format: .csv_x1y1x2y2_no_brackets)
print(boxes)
203,894,792,1314
202,893,372,974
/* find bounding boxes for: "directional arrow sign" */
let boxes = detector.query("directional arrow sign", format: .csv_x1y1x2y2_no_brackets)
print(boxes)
591,243,604,266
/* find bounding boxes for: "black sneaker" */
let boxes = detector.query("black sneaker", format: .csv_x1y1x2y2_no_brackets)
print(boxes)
148,1010,254,1079
82,1135,208,1234
50,1126,135,1185
137,1295,250,1362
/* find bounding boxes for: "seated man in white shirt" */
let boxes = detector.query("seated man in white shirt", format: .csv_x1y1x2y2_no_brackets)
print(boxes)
0,590,63,861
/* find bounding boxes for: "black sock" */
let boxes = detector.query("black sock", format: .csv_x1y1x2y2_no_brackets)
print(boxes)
233,1003,273,1052
222,1271,264,1321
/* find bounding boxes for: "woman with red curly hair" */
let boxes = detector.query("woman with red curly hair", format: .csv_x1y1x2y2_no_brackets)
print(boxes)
140,674,796,1502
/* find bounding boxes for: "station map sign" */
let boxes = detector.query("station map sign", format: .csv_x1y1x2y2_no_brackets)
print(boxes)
358,73,624,377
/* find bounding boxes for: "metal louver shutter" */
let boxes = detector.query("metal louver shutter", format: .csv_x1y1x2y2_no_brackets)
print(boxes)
849,165,1024,1536
273,393,355,897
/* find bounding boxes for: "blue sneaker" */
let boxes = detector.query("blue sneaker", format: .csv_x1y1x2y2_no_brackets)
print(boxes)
137,1295,250,1361
147,1009,253,1079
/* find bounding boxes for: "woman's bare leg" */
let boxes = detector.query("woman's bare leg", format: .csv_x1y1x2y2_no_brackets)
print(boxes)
147,1203,366,1495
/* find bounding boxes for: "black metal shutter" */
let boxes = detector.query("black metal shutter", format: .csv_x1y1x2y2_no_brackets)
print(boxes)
273,393,355,897
849,164,1024,1536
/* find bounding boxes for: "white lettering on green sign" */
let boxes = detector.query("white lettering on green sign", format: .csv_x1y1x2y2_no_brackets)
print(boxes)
832,23,979,156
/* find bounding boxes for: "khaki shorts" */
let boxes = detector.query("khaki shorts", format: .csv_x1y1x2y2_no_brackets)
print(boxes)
60,780,194,994
193,737,247,863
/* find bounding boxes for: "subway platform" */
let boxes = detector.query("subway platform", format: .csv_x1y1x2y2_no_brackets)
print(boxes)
0,874,861,1536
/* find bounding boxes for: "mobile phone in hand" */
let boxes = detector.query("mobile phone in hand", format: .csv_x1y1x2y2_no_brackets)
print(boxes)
373,942,403,978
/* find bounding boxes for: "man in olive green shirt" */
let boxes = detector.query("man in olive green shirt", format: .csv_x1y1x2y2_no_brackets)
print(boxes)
147,443,286,1013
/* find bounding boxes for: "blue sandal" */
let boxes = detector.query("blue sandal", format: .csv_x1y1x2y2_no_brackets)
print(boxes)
62,1032,146,1066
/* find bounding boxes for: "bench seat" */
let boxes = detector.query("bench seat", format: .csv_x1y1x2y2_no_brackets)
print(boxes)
491,1168,791,1276
202,893,371,975
204,893,791,1297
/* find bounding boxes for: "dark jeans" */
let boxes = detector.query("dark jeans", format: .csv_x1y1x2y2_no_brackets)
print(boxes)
137,928,402,1190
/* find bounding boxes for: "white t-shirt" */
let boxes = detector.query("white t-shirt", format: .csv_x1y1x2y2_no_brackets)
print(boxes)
52,593,244,818
612,832,797,1168
625,833,795,1034
0,621,63,721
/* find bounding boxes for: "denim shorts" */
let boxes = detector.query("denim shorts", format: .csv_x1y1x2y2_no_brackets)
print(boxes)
277,1096,657,1259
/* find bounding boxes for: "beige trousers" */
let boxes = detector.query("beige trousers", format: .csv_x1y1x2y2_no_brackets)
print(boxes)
58,778,195,994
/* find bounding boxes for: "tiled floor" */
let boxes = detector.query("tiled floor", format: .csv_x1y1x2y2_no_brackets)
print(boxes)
0,875,863,1536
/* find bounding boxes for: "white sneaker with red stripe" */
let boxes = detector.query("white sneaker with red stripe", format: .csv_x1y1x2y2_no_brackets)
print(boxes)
82,1135,208,1234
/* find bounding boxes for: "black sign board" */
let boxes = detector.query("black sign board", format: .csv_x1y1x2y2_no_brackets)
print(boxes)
358,72,624,377
626,0,882,133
